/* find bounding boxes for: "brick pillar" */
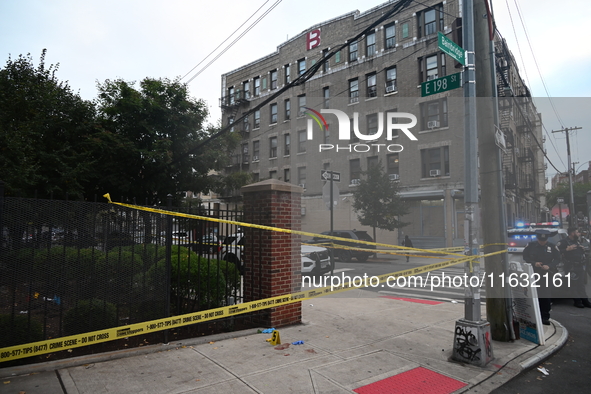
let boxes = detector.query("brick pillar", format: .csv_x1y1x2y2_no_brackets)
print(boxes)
241,179,303,327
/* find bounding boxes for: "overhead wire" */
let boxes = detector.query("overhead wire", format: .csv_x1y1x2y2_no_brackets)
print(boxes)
180,0,274,81
185,0,283,84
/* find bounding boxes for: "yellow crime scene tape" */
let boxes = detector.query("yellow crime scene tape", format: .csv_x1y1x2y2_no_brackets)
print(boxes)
0,195,507,362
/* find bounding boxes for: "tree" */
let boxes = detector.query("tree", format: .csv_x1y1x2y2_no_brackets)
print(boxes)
546,182,591,215
92,77,238,205
351,162,409,242
0,50,98,198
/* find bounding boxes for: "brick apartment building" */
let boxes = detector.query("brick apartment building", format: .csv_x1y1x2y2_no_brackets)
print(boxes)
217,0,545,247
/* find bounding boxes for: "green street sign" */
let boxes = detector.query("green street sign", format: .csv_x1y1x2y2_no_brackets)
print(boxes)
438,32,466,65
421,72,461,97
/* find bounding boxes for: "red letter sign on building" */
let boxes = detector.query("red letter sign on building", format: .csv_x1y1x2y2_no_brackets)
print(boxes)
307,29,321,50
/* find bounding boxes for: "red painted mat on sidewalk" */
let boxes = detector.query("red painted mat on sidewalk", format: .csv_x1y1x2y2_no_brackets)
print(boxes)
353,366,467,394
380,296,443,305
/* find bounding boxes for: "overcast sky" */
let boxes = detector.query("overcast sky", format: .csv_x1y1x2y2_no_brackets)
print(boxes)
2,0,590,182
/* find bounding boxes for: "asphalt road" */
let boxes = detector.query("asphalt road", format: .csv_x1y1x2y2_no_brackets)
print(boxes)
491,296,591,393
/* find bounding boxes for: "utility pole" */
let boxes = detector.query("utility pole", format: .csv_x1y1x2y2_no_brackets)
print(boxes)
552,126,582,227
451,0,494,367
474,0,512,341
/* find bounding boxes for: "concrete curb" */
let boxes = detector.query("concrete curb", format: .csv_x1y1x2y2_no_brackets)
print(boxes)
519,319,569,370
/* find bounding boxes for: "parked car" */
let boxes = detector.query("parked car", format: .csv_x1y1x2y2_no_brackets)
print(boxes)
221,233,331,275
310,230,376,262
507,223,567,254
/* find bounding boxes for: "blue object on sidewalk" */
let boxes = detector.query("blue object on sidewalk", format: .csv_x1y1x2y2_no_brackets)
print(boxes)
261,328,276,333
291,340,304,345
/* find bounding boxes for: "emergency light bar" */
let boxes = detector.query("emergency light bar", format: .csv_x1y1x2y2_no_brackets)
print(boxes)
514,221,559,228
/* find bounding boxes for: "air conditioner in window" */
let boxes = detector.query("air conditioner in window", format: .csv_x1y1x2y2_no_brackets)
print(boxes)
252,155,259,161
429,169,441,177
385,84,396,93
298,183,306,189
427,120,440,129
427,74,437,81
350,179,361,185
388,174,400,181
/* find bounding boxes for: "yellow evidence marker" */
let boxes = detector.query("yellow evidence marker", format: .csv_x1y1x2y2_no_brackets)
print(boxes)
266,330,281,345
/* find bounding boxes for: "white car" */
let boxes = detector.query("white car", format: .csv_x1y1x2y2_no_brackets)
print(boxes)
221,233,331,275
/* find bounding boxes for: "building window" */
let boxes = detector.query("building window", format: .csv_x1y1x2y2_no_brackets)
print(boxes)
298,130,307,153
254,77,260,96
298,58,306,75
386,109,398,137
269,136,277,158
366,113,379,137
270,69,277,89
402,22,409,38
418,4,444,38
242,116,250,133
419,53,446,83
350,159,361,184
269,170,277,179
228,116,235,132
387,153,399,175
323,87,330,109
243,80,250,99
366,32,376,56
284,64,290,84
298,95,306,116
284,168,290,183
367,156,379,170
350,118,359,143
349,79,359,103
298,167,306,187
228,86,235,105
385,23,396,49
421,98,448,129
335,51,341,63
252,140,260,161
254,110,260,128
284,99,290,120
284,133,290,156
421,146,449,177
366,73,377,97
322,49,329,72
241,143,249,163
262,76,267,90
385,67,397,93
349,41,358,62
270,103,278,124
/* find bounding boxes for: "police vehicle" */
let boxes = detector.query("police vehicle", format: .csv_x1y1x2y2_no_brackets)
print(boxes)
507,222,567,254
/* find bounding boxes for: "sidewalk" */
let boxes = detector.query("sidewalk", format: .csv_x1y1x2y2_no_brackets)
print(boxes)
0,287,567,394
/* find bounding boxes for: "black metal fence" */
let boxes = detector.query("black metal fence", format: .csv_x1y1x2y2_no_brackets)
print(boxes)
0,191,251,364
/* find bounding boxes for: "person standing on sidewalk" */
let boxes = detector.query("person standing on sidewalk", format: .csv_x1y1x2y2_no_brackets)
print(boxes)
557,227,591,308
402,235,413,262
523,229,561,325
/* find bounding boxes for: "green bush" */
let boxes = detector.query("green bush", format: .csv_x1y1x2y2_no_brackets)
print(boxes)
144,247,241,314
63,299,118,335
0,314,44,348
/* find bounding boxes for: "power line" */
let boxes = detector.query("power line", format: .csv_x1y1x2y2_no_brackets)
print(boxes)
185,0,283,84
180,0,274,81
511,0,565,128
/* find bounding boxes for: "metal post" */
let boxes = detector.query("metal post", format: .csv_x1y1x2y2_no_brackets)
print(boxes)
164,194,173,344
462,0,480,323
452,0,493,367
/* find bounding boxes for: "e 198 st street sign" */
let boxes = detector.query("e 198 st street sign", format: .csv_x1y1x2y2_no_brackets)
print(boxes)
438,32,466,65
421,72,461,97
